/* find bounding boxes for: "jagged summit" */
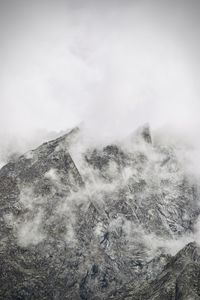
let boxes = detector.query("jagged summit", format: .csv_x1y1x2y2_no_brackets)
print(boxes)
0,125,200,299
136,123,152,144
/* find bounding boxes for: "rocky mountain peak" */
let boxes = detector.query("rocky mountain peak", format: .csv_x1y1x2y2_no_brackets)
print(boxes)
136,123,152,144
0,126,200,299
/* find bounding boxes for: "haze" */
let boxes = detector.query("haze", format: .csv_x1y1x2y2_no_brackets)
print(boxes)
0,0,200,162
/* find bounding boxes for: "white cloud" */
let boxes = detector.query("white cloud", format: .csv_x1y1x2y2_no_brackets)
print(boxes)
0,0,199,151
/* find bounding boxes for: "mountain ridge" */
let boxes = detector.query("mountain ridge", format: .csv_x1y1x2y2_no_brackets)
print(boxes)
0,125,200,299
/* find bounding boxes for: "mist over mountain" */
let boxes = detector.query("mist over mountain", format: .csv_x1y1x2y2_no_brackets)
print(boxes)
1,0,200,299
1,125,200,299
1,0,200,147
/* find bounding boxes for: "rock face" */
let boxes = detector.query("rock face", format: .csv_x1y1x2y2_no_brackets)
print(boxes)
0,126,200,299
114,242,200,300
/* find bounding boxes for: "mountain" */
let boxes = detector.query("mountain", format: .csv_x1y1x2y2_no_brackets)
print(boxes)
109,242,200,299
0,126,200,299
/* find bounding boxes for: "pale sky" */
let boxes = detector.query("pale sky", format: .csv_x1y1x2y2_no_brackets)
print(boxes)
0,0,200,146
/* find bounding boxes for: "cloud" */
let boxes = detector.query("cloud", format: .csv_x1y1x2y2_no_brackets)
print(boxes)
0,0,200,153
1,3,200,255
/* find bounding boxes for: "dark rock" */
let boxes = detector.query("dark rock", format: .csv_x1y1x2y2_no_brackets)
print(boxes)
0,126,200,299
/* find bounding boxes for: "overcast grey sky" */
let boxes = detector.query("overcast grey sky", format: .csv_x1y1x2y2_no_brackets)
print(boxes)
0,0,200,145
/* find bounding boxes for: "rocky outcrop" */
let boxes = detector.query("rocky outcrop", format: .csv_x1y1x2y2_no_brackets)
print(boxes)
0,126,200,299
112,242,200,300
